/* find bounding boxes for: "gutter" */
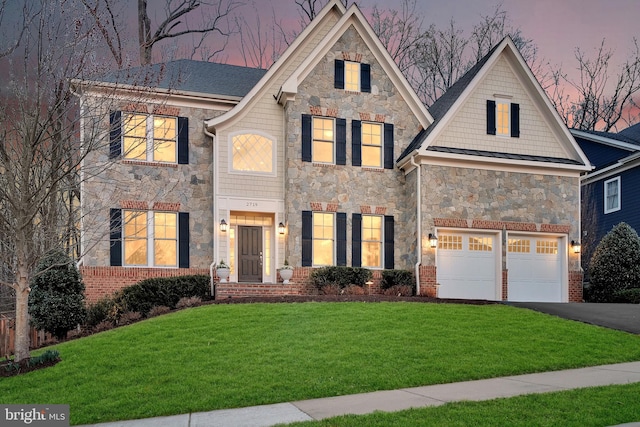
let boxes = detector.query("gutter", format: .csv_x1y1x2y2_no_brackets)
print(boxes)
410,155,421,296
204,124,218,299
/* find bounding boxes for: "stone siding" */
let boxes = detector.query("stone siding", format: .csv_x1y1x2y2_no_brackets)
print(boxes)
284,26,422,269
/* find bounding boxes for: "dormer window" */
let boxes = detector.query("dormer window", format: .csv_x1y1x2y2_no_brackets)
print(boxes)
334,59,371,93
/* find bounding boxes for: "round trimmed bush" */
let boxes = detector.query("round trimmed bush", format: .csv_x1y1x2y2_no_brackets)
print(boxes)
587,222,640,302
28,250,86,339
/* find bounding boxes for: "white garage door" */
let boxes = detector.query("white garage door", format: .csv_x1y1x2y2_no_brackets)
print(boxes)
437,231,499,300
507,235,563,302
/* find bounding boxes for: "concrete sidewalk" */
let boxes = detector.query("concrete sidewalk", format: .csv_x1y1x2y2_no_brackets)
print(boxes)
79,361,640,427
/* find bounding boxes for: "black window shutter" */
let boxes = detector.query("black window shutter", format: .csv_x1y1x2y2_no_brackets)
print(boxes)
302,211,313,266
384,123,394,169
178,212,190,268
334,59,345,89
352,120,362,167
109,208,122,266
109,111,122,159
352,213,362,267
360,63,371,93
336,118,346,165
302,114,312,162
178,117,189,164
486,100,496,135
511,103,520,138
336,212,347,266
384,215,394,269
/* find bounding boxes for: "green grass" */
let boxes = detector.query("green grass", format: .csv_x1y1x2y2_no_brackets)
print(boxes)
1,302,639,425
283,382,640,426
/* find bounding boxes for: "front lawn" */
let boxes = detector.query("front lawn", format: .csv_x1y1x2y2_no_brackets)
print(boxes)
1,302,639,425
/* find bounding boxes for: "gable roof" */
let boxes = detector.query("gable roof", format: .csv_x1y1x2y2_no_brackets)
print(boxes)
82,59,266,99
206,0,433,131
397,36,591,173
617,122,640,144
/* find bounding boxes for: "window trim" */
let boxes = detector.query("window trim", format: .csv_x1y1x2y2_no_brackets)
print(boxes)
361,214,383,268
495,98,510,137
312,211,335,267
361,122,383,168
344,61,361,92
604,176,621,214
228,130,277,177
312,116,336,164
122,209,179,267
122,113,178,163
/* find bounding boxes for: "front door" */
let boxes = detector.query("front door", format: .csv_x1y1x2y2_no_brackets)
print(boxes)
238,226,262,282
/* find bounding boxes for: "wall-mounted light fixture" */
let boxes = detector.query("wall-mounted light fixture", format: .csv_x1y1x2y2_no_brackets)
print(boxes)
219,219,228,232
278,222,286,235
571,240,581,254
429,233,438,249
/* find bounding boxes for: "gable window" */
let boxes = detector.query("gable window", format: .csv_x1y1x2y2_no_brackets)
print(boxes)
604,176,621,214
486,99,520,138
110,209,189,268
231,133,274,174
334,59,371,93
301,115,346,165
109,111,189,164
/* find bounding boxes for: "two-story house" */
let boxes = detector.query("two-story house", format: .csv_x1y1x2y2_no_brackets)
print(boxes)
75,0,591,303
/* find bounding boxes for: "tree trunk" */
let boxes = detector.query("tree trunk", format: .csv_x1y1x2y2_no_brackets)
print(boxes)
14,275,30,362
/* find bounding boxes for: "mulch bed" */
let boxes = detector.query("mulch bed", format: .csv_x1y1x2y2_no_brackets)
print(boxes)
208,294,498,305
0,357,61,378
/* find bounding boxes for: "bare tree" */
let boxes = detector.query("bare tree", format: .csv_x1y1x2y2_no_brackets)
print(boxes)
0,0,133,361
137,0,240,65
234,2,284,69
548,38,640,131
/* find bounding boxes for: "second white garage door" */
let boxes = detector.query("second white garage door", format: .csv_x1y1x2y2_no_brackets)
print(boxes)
437,231,499,300
507,235,564,302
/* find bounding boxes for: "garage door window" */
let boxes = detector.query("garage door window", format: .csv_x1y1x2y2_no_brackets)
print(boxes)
469,236,492,251
536,240,558,254
438,235,462,250
508,239,530,253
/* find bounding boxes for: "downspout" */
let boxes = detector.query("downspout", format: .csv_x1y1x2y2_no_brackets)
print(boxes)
410,155,421,296
204,124,217,299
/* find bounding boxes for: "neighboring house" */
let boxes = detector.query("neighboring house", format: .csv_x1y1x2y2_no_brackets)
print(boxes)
74,0,591,303
572,123,640,266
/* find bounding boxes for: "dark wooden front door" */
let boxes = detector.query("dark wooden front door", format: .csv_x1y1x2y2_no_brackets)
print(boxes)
238,226,262,282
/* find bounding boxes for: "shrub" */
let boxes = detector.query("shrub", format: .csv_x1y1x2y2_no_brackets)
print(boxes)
319,284,341,295
28,250,86,339
86,297,121,329
94,320,114,333
588,223,640,302
343,285,366,295
28,350,60,368
381,270,415,292
118,275,210,316
614,288,640,304
383,285,414,296
118,311,142,326
148,306,172,317
176,296,202,309
310,266,372,290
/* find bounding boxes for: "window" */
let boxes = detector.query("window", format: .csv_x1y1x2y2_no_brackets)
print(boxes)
496,101,510,136
508,239,530,253
604,176,621,213
362,215,382,268
312,212,334,266
334,60,371,93
110,209,189,268
109,111,188,164
361,123,382,168
438,235,463,250
231,133,274,173
312,117,334,163
469,236,492,251
486,99,520,138
536,240,558,255
345,61,360,91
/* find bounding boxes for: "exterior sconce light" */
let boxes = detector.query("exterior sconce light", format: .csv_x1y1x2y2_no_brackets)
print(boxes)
429,233,438,249
278,222,286,235
571,240,581,254
219,219,228,232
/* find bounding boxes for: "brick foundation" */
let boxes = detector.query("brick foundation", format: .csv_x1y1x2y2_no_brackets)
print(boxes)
418,265,437,297
569,270,584,302
81,266,210,303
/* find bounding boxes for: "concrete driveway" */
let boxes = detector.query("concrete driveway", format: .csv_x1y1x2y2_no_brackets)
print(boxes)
507,302,640,334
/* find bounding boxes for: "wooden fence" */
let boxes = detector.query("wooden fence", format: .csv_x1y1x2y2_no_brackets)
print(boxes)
0,315,52,358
